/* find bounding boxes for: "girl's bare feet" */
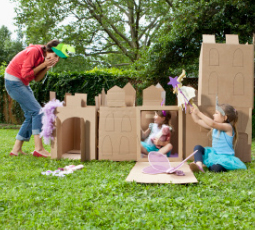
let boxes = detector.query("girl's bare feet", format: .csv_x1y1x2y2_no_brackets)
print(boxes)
189,162,205,173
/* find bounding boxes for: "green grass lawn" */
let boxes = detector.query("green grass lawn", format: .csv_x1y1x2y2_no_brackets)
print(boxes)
1,129,255,229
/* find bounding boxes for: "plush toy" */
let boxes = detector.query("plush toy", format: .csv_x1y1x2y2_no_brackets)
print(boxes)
40,99,64,144
152,125,172,149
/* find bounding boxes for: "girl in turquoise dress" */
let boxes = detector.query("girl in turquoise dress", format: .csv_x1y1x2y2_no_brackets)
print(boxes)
141,111,173,157
189,103,246,173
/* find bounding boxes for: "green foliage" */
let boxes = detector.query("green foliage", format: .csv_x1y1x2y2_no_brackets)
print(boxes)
0,62,7,76
0,26,24,64
29,68,134,106
0,129,255,229
0,68,142,124
13,0,172,66
135,0,255,79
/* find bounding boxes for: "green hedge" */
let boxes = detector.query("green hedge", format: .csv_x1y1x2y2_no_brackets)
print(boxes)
0,68,178,124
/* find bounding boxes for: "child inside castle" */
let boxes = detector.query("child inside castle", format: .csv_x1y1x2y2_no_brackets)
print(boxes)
189,101,247,173
141,110,173,157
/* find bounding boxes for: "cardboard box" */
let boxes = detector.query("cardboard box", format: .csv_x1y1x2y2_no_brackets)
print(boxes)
98,84,184,162
98,107,138,161
194,34,254,162
137,106,183,162
50,93,97,161
198,34,254,108
184,106,212,159
98,83,138,161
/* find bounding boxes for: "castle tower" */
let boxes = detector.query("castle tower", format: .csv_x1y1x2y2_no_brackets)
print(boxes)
98,83,138,161
185,34,254,162
51,93,97,161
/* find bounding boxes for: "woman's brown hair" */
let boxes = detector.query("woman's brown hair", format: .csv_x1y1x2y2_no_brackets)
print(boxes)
42,39,60,53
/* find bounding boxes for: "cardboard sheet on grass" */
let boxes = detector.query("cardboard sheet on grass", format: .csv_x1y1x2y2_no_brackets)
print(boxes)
126,162,197,184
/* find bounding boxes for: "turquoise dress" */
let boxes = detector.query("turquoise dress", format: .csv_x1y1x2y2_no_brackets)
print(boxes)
141,123,172,157
203,129,246,170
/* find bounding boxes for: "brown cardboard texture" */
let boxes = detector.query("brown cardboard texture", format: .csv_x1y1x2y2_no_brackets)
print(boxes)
98,107,138,161
235,132,251,162
123,83,136,106
196,34,254,162
106,86,125,107
143,85,164,106
198,34,254,108
98,84,138,161
184,106,212,159
51,93,97,161
137,86,183,162
139,107,181,161
126,162,197,184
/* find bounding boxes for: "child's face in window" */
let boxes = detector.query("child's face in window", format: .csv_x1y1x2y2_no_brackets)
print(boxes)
154,112,165,125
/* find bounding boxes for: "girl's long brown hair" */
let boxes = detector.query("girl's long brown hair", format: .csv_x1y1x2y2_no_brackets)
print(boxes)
220,104,239,147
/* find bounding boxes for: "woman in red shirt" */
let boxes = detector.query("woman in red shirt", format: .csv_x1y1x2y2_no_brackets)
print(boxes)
5,39,60,157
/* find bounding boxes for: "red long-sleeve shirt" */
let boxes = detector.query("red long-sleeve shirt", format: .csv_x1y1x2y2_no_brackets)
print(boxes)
6,45,45,85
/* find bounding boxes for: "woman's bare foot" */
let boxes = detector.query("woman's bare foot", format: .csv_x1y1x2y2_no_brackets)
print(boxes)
19,150,27,155
11,148,26,155
34,149,51,157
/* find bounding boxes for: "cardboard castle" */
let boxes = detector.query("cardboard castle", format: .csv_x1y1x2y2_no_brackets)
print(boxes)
184,34,254,162
49,34,254,166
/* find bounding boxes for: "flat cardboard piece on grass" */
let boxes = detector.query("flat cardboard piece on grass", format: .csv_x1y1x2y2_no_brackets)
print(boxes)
126,162,197,184
51,93,97,161
198,34,254,108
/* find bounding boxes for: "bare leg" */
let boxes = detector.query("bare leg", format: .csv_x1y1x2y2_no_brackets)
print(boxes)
158,143,173,155
141,145,148,155
34,135,50,157
11,140,26,155
196,161,203,168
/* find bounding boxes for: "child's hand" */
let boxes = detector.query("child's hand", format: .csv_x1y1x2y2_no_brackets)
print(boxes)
191,107,200,115
152,138,160,146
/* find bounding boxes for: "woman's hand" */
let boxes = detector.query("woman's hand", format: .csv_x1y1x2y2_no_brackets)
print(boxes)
44,57,59,69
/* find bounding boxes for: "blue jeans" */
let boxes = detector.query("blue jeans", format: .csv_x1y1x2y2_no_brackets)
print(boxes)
5,75,43,141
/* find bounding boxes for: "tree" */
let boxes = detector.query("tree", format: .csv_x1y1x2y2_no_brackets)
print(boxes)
0,26,23,64
136,0,255,83
13,0,173,67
